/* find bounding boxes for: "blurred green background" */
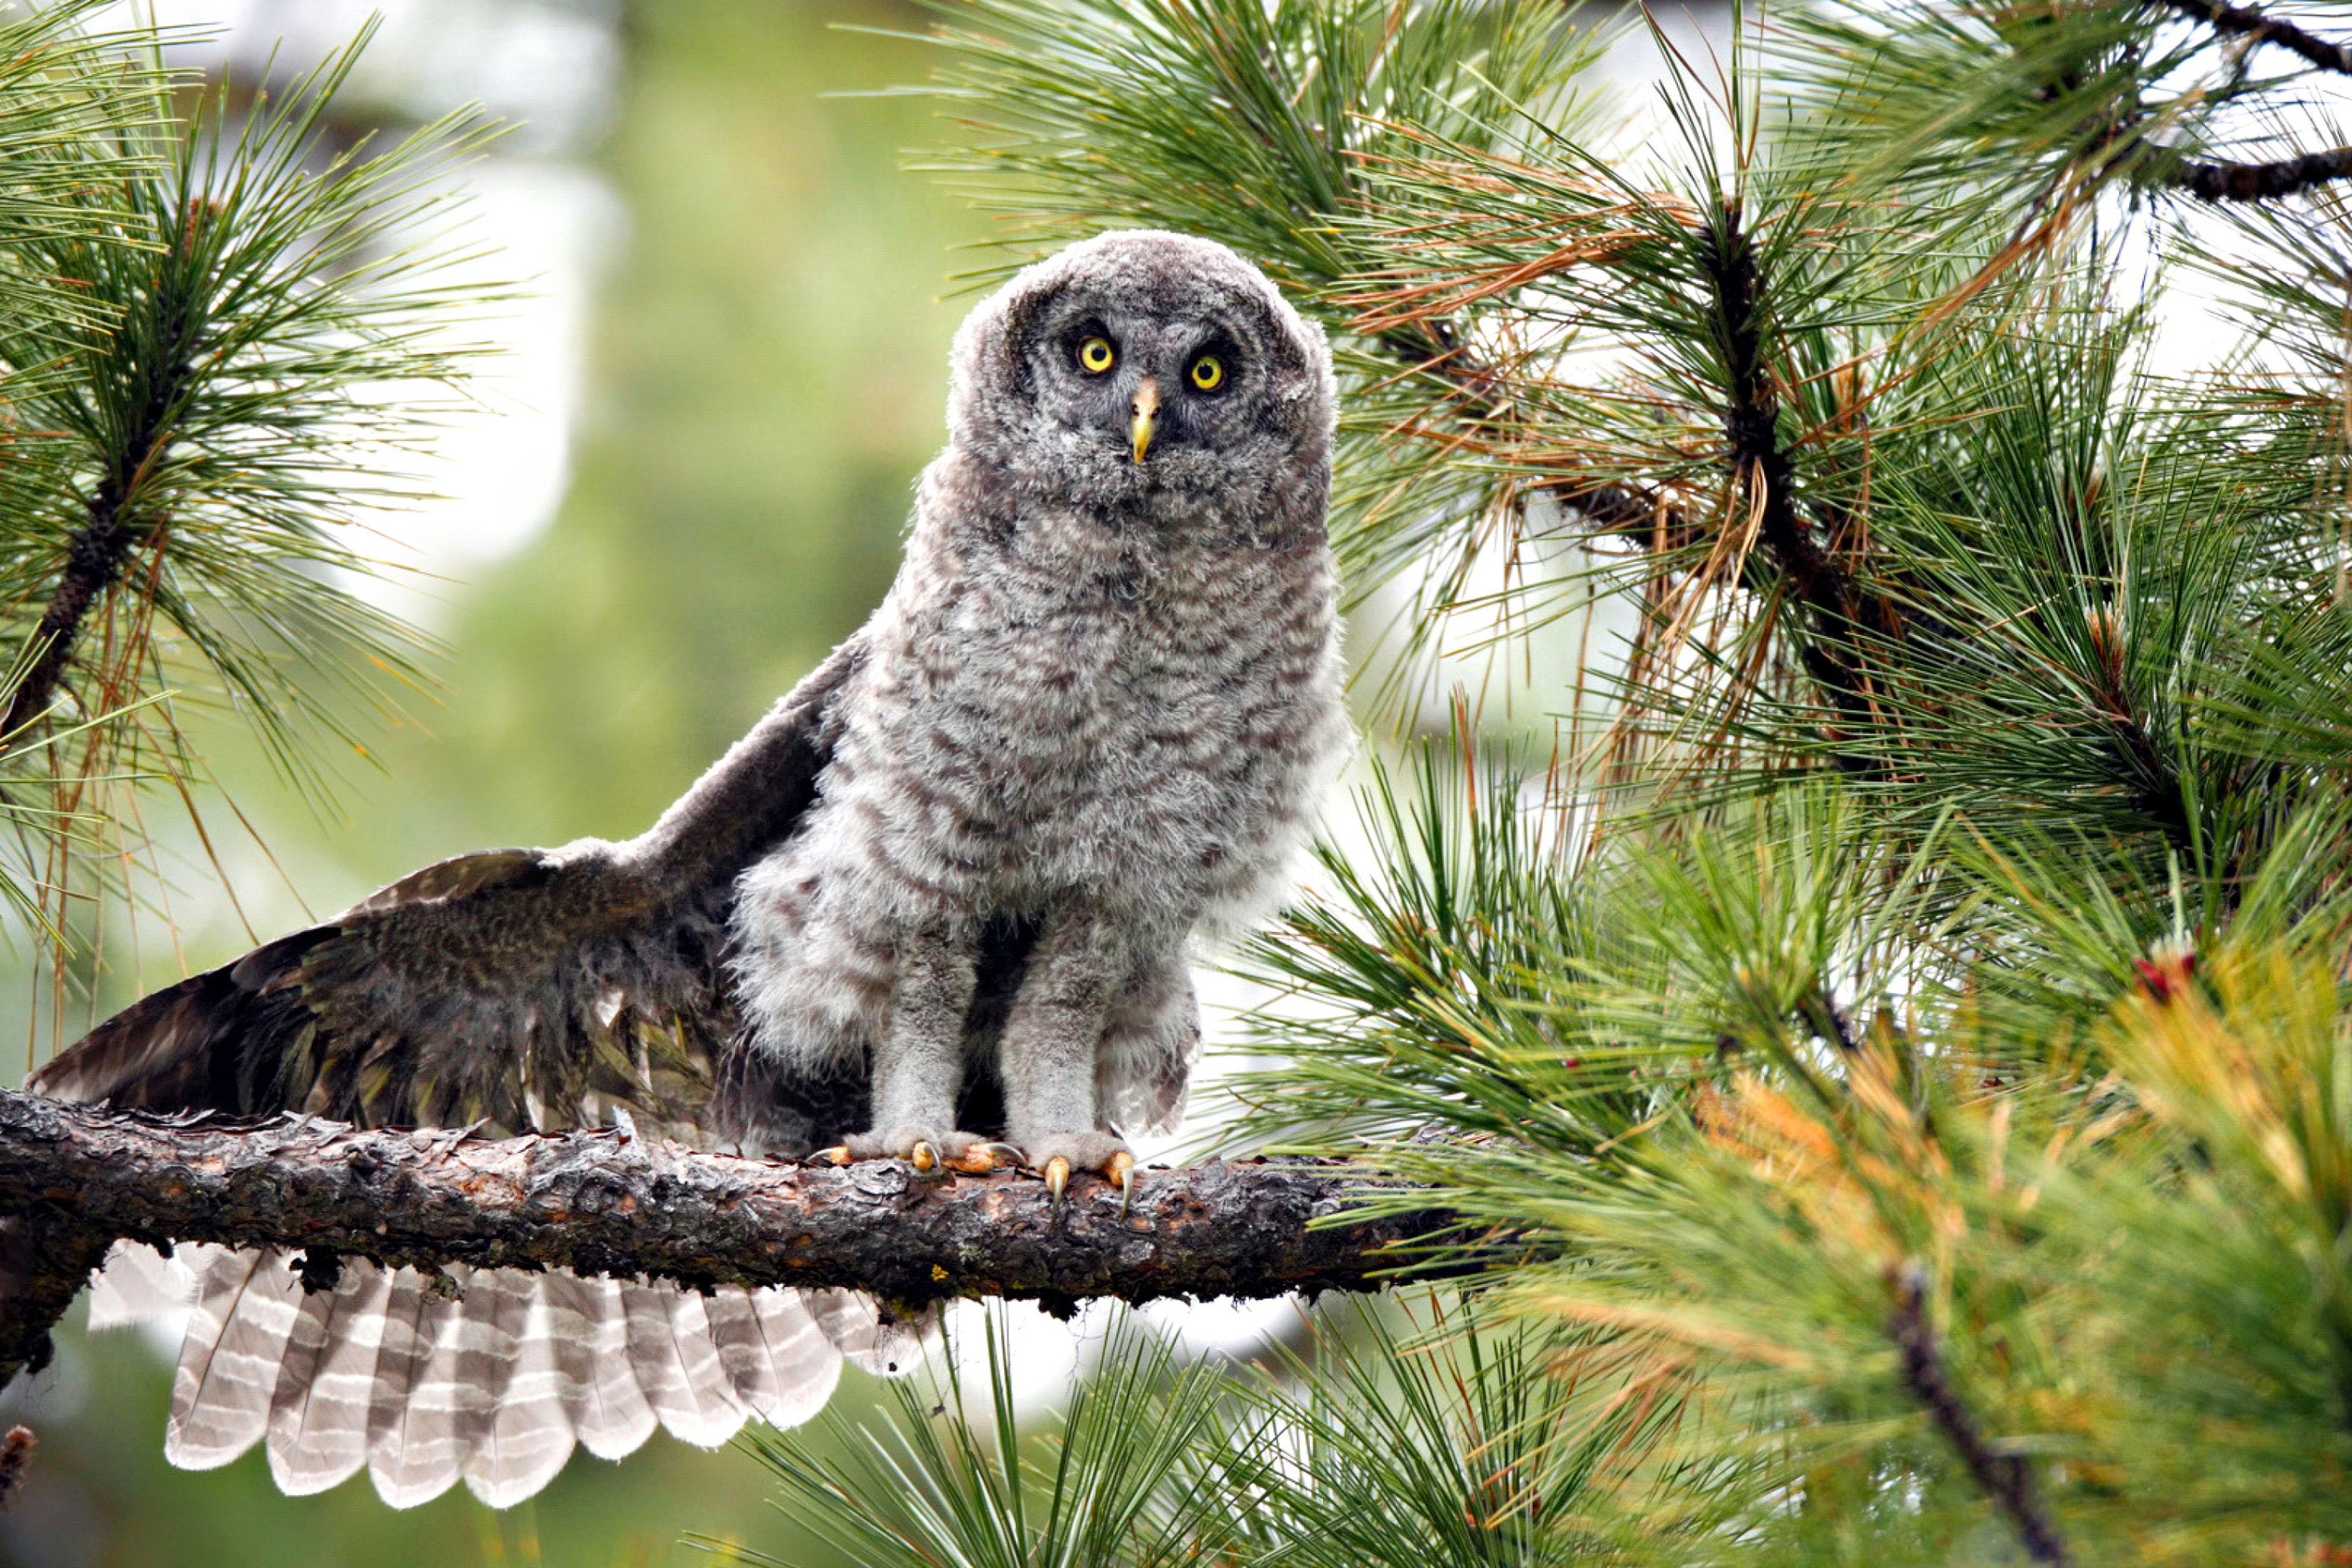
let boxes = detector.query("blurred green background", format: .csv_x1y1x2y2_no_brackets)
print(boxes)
2,1,991,1561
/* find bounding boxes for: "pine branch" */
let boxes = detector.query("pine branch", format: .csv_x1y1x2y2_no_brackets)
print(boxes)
0,1087,1475,1386
0,1212,107,1386
1889,1264,2071,1566
1694,203,1891,764
2172,145,2352,199
0,381,176,743
1370,327,1709,555
2149,0,2352,74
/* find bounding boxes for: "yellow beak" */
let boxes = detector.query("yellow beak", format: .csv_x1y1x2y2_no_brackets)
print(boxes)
1129,375,1160,463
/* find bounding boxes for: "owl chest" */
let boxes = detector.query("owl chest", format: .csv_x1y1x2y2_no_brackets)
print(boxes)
867,565,1324,901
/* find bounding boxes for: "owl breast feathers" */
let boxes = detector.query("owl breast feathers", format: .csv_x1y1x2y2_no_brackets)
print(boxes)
19,230,1347,1509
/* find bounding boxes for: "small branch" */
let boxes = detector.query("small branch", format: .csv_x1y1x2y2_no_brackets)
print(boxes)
2172,145,2352,201
1888,1263,2071,1566
1693,204,1891,765
2151,0,2352,74
0,1089,1472,1385
0,1213,108,1387
0,209,204,744
0,480,149,741
1373,325,1706,553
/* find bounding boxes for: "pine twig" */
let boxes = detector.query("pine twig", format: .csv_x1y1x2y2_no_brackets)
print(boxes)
2172,145,2352,200
1692,203,1891,765
1888,1263,2071,1566
0,201,202,746
0,476,160,744
2150,0,2352,75
0,1088,1477,1386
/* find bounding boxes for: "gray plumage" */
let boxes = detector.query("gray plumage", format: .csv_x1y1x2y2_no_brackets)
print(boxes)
30,230,1345,1508
732,229,1346,1174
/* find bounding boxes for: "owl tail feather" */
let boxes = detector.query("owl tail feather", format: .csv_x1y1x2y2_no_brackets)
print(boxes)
89,1242,920,1508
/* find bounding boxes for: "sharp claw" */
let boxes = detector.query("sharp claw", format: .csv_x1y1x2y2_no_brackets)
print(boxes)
910,1141,938,1173
815,1146,851,1166
944,1143,1004,1175
1107,1151,1135,1214
1045,1156,1070,1201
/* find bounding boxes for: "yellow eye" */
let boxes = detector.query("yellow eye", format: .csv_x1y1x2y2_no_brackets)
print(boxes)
1188,354,1225,392
1076,336,1116,374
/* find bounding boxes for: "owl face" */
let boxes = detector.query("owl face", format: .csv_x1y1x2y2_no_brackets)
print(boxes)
946,231,1334,520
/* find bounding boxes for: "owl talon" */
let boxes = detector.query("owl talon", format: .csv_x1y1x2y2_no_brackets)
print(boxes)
815,1146,851,1167
945,1141,1019,1175
910,1141,938,1173
1045,1156,1071,1201
1106,1151,1136,1214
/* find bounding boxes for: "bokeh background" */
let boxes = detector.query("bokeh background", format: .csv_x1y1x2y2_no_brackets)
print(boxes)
0,2,1712,1561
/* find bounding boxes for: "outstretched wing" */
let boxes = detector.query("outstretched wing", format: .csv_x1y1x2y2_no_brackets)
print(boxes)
31,634,913,1512
33,632,870,1149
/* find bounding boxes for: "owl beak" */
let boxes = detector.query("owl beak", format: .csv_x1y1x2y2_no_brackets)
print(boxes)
1129,375,1160,463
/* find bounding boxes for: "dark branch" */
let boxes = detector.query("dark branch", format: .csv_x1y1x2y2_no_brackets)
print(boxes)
1889,1264,2071,1566
2171,145,2352,201
0,480,153,742
0,1088,1475,1385
0,212,202,742
2151,0,2352,74
0,1214,107,1388
1693,203,1891,765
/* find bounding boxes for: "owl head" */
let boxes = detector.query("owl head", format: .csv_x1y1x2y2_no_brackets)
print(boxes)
944,230,1335,523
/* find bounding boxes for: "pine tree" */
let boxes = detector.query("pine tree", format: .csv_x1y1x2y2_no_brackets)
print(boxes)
0,7,495,1054
751,0,2352,1562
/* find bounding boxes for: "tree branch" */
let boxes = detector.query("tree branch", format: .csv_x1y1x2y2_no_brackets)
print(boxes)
0,1087,1473,1385
2171,145,2352,201
1373,325,1708,553
2151,0,2352,75
1889,1263,2071,1566
0,206,203,744
1693,203,1893,767
0,479,154,742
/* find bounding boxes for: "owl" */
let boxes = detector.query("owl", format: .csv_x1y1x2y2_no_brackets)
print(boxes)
19,230,1348,1508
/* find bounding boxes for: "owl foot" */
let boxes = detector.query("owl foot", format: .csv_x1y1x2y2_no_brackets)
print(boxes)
1022,1133,1137,1209
813,1129,1013,1175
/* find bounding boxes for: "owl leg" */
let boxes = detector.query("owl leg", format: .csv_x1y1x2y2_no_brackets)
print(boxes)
997,907,1135,1203
818,926,1009,1175
1094,953,1200,1140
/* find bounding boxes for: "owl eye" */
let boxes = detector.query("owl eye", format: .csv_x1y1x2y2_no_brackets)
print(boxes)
1076,336,1116,375
1187,354,1225,392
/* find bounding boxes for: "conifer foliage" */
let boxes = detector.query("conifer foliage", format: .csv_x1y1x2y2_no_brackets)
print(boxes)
0,7,492,1038
756,1,2352,1562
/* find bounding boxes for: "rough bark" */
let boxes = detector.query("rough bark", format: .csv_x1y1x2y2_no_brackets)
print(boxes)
0,1087,1473,1384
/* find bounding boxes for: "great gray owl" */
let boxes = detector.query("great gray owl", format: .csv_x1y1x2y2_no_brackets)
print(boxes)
19,230,1347,1508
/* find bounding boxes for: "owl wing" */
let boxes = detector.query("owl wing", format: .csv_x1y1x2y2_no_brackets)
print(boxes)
32,631,870,1144
33,631,920,1511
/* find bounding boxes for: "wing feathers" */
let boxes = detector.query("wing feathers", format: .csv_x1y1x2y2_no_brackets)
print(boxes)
87,1240,195,1332
368,1268,464,1508
748,1287,844,1427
